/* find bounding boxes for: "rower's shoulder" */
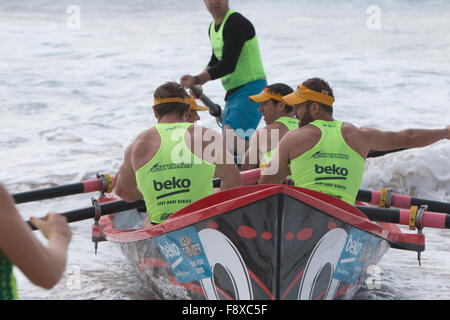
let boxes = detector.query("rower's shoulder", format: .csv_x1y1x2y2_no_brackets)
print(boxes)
131,128,159,152
225,12,254,30
188,124,221,137
135,127,158,142
341,121,367,138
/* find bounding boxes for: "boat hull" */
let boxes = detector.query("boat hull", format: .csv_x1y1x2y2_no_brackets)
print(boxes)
99,185,424,300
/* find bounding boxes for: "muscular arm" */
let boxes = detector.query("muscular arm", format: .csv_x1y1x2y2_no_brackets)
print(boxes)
114,144,143,202
210,129,242,190
360,125,450,155
258,132,293,184
240,130,261,171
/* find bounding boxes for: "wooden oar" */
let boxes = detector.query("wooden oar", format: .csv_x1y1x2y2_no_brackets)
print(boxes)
13,174,114,204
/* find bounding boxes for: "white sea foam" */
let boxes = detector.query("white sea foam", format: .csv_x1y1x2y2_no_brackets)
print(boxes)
1,0,449,299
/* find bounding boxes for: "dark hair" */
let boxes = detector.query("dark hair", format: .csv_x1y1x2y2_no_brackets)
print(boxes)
153,82,190,118
302,78,334,114
265,83,294,113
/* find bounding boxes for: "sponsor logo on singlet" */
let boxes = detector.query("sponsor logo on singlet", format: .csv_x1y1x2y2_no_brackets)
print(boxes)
147,162,193,174
315,164,349,181
153,177,191,199
310,150,350,160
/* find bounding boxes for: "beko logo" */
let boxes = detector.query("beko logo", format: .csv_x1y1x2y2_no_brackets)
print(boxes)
315,164,349,181
153,177,191,199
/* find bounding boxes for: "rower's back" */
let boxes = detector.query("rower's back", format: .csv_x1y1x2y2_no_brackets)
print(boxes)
130,82,241,224
289,120,365,205
135,122,216,224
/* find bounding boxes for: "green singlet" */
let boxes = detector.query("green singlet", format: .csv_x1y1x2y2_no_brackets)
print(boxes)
135,123,216,224
209,10,266,91
290,120,365,204
0,252,18,300
262,117,299,164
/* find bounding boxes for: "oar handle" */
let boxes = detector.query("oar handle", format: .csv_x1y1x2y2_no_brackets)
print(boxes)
13,174,114,204
27,199,146,230
355,205,450,229
357,189,450,214
367,148,407,158
26,176,225,230
190,86,222,120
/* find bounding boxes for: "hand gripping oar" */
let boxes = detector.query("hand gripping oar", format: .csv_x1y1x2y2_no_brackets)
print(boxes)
357,188,450,214
189,86,222,125
27,199,146,231
12,174,114,204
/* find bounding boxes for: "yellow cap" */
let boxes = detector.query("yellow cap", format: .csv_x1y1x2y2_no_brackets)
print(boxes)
282,84,334,107
188,97,209,111
249,88,292,105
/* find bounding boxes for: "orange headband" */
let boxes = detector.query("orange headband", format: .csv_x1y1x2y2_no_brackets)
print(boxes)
154,97,191,107
282,84,334,107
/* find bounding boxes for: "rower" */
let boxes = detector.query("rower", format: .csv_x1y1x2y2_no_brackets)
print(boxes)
240,83,298,171
114,82,241,227
259,77,450,204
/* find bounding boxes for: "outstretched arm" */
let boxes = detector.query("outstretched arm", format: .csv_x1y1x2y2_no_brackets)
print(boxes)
360,125,450,153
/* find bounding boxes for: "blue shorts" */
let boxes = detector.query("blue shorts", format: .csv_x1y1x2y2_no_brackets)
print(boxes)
222,79,267,140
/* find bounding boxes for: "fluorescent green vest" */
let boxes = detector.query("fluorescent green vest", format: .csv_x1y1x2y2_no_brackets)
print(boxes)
135,123,216,224
209,10,266,91
262,117,299,164
290,120,365,204
0,252,18,300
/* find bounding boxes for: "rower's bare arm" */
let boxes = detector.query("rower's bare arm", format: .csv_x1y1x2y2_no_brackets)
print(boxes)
240,130,260,171
114,144,143,202
0,184,71,289
213,133,242,190
360,126,450,152
258,133,291,184
215,163,242,190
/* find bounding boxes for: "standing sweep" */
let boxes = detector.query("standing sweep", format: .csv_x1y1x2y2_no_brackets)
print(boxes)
180,0,267,163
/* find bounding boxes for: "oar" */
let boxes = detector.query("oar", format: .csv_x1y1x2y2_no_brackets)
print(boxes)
357,189,450,214
189,86,222,123
25,170,260,230
367,148,407,158
13,174,114,204
355,205,450,229
27,199,146,230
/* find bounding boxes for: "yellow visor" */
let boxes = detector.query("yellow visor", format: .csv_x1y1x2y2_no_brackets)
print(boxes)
282,84,334,107
154,97,191,107
188,97,209,111
249,88,292,106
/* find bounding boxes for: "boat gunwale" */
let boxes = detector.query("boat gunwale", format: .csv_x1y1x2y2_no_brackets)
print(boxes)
99,184,425,251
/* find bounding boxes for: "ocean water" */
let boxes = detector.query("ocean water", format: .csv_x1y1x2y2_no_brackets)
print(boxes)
1,0,449,300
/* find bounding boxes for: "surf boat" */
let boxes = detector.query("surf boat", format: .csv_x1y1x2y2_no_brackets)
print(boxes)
96,183,424,300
